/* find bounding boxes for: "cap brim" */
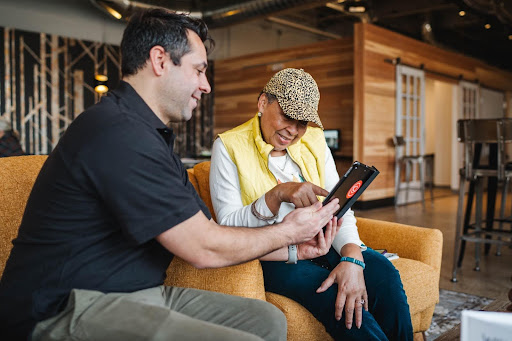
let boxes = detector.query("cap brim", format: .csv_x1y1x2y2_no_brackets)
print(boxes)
276,96,323,130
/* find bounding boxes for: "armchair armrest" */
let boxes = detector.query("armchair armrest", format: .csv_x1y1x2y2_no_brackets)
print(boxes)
356,217,443,271
165,257,267,301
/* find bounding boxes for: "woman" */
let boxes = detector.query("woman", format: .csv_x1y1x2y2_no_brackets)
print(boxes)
210,68,412,340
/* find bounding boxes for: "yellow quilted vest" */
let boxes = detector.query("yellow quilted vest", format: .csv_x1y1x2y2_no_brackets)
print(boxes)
218,114,326,206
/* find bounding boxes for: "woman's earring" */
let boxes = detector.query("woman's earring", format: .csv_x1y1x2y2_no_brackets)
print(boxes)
258,112,262,117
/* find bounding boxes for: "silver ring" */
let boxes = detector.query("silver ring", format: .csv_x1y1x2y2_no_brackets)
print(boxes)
359,299,365,305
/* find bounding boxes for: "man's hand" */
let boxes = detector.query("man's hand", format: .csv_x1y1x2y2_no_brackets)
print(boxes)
297,216,342,260
316,246,368,330
281,199,339,245
265,182,329,214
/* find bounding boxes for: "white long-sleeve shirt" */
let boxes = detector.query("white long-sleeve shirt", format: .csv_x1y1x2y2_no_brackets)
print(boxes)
209,138,365,255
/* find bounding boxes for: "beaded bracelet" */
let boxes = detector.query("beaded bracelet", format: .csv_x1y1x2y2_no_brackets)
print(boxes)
340,256,366,270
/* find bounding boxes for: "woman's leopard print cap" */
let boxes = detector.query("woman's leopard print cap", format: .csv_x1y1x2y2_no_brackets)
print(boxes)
262,68,323,129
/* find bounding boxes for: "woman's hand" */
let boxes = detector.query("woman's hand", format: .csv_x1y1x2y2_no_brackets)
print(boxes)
297,216,342,260
316,246,368,330
266,182,329,214
277,182,329,207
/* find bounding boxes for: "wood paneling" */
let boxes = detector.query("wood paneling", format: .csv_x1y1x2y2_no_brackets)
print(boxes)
214,38,355,157
354,23,512,201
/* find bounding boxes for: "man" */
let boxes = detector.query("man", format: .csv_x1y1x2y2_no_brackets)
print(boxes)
0,116,24,157
0,9,340,341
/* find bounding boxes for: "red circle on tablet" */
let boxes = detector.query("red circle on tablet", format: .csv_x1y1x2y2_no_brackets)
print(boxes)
346,180,363,199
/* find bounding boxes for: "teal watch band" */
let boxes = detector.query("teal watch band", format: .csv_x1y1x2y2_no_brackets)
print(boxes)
286,245,298,264
340,256,365,270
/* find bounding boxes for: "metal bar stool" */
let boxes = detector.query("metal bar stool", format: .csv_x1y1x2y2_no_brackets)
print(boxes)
452,118,512,282
393,135,434,207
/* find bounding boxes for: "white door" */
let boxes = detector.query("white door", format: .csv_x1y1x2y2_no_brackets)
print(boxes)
459,81,480,119
451,81,481,189
395,65,426,204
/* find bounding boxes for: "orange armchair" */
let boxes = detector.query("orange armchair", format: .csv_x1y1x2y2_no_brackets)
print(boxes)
1,156,442,341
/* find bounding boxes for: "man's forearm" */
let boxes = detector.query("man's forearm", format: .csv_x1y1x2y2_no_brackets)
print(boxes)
194,222,292,268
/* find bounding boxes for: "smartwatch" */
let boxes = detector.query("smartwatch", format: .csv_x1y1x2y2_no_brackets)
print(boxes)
286,245,298,264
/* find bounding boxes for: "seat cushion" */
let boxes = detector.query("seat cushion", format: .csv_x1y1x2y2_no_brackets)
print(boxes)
392,258,439,315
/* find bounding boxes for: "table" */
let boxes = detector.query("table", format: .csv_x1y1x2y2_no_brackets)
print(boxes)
435,297,512,340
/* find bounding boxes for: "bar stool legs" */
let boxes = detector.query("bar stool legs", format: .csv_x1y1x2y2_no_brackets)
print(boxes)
496,177,512,256
497,178,509,256
395,155,434,207
474,178,484,272
452,173,467,282
425,155,435,204
452,173,512,282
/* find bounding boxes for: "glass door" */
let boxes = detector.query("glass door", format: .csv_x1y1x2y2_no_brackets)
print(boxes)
395,64,426,205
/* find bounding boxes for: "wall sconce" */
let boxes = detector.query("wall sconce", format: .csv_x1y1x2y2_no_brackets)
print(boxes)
94,74,109,94
343,0,368,13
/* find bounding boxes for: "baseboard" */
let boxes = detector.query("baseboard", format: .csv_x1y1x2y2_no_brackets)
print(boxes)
353,197,395,210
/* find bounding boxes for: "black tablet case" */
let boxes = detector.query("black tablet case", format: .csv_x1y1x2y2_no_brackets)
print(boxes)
322,161,379,219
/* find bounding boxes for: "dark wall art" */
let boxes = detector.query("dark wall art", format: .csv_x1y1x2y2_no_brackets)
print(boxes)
0,26,213,157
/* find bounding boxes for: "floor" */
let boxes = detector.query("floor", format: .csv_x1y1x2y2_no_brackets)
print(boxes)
356,188,512,300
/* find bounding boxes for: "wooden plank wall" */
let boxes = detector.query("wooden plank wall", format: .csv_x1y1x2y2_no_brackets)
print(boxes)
354,23,512,201
214,38,355,173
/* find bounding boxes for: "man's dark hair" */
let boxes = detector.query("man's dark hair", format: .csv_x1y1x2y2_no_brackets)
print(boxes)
121,8,214,77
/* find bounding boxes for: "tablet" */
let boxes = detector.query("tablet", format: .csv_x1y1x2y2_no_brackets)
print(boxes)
322,161,379,219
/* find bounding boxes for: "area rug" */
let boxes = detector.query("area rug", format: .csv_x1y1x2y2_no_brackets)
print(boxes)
425,289,493,340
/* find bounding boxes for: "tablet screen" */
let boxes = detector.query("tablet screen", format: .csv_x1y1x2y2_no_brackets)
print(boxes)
322,161,379,219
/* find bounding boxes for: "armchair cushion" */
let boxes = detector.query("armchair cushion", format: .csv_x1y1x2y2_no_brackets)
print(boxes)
357,217,443,271
0,155,48,275
165,257,266,301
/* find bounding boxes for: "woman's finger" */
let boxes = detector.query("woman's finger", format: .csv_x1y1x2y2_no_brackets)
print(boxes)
335,290,347,321
344,297,355,329
316,274,335,293
355,297,364,329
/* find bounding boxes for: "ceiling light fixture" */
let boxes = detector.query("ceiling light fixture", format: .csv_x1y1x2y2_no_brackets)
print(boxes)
95,74,108,82
509,35,512,40
459,10,466,16
105,6,122,19
94,74,109,94
485,23,491,29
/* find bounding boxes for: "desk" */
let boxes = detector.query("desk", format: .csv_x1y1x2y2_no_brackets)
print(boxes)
435,297,512,341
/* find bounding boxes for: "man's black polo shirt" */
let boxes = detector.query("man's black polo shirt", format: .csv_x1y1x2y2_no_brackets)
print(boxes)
0,81,211,339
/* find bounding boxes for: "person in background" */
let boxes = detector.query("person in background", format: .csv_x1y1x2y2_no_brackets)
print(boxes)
0,10,341,341
0,116,25,157
210,68,413,340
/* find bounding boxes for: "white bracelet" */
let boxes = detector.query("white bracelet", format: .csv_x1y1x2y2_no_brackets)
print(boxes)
251,200,278,221
286,245,298,264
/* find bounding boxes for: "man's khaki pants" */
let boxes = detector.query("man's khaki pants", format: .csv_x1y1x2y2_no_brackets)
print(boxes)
32,286,287,341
